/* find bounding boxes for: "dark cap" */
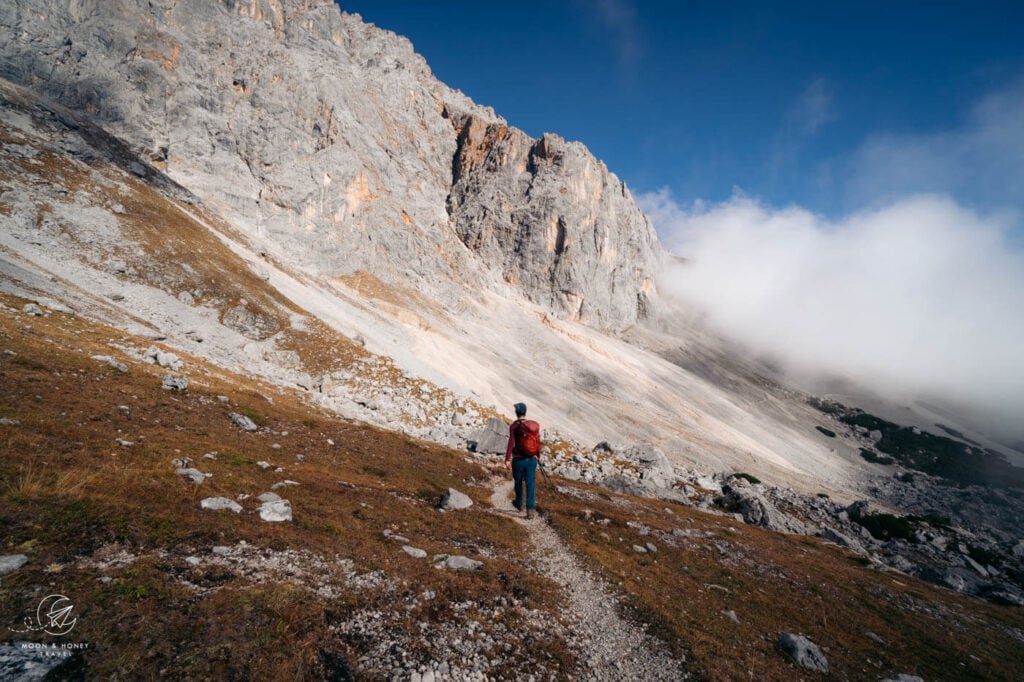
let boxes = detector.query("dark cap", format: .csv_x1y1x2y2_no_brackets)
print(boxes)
514,402,527,417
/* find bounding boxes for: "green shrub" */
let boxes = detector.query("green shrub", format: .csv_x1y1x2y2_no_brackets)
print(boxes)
731,472,761,485
815,426,836,438
857,512,917,541
860,448,894,465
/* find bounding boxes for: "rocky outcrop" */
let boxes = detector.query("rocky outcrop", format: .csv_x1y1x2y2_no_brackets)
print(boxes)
0,0,661,330
447,116,662,329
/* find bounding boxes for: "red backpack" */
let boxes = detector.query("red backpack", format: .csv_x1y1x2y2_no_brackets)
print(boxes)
515,419,542,457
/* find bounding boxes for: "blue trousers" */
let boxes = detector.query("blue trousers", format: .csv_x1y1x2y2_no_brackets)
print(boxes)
512,456,537,511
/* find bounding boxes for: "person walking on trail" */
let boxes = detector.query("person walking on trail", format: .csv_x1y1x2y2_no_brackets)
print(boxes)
505,402,542,519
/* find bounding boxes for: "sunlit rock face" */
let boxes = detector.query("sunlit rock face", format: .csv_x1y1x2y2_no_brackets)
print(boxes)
0,0,662,330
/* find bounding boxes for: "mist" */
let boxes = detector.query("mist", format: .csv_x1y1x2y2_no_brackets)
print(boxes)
639,190,1024,442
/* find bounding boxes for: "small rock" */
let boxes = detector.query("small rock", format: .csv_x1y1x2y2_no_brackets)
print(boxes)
185,556,202,567
723,610,739,623
270,480,299,490
439,488,473,510
403,546,427,559
176,468,208,484
22,303,43,316
777,632,828,673
178,291,196,306
161,375,188,392
116,439,134,447
295,454,306,462
230,413,259,431
171,457,193,468
865,631,886,645
258,492,282,503
0,554,29,574
443,555,483,571
217,395,230,403
200,497,242,513
632,545,648,553
212,546,230,555
91,355,128,372
645,542,658,553
0,418,20,426
259,499,293,522
878,676,924,682
257,461,272,470
203,452,218,460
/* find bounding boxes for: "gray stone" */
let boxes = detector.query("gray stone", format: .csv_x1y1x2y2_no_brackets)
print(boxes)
472,417,509,455
821,525,866,554
0,554,28,574
723,610,739,623
443,555,483,571
161,375,188,392
212,546,230,555
0,641,81,681
185,556,201,566
178,291,195,306
403,546,427,559
777,632,828,673
632,545,648,553
21,303,43,316
176,467,208,484
270,480,300,490
723,481,806,534
259,499,293,522
200,497,242,513
0,418,20,426
230,412,259,431
257,492,282,503
878,676,923,682
439,488,473,510
91,354,128,372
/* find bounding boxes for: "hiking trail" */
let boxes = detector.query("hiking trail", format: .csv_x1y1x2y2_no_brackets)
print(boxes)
489,477,689,681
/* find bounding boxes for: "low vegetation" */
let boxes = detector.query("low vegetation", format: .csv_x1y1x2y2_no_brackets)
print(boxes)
810,399,1024,487
2,298,1023,679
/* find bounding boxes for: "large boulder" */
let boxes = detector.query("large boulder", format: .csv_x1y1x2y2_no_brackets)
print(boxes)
777,632,828,673
439,488,473,511
722,480,806,534
472,417,508,455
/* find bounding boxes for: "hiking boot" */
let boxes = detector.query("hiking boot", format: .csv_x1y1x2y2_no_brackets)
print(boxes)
525,510,534,520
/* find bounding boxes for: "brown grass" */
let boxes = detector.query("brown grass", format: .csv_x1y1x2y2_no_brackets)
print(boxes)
542,483,1024,680
0,293,570,679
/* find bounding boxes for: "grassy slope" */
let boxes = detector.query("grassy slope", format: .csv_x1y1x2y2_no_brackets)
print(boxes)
0,294,566,679
1,294,1023,680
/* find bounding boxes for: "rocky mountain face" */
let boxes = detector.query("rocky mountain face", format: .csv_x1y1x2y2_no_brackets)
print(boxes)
0,0,660,330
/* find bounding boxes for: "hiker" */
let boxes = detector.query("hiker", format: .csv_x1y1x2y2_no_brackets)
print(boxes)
505,402,542,519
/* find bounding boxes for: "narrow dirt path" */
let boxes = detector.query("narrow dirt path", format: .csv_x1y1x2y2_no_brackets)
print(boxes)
490,478,689,681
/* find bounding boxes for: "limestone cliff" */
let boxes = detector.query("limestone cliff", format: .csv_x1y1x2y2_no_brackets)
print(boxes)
0,0,662,330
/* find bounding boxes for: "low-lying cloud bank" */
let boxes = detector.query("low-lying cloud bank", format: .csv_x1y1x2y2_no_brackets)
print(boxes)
640,190,1024,443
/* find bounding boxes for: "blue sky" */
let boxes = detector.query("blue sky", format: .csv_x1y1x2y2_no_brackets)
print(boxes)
341,2,1024,439
341,1,1023,223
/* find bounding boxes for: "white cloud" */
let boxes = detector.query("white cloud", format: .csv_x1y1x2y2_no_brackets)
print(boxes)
575,0,642,69
640,189,1024,440
847,80,1024,211
790,78,836,136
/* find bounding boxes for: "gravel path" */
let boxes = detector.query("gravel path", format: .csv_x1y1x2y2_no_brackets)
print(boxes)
490,478,689,681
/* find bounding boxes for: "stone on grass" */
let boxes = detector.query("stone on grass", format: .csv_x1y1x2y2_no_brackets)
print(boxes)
439,488,473,510
777,632,828,673
879,676,924,682
230,412,258,431
403,546,427,559
22,303,43,316
212,546,230,555
200,497,242,513
0,418,20,426
271,480,299,490
91,355,128,372
259,499,292,522
258,492,282,503
0,555,28,574
176,468,208,484
443,555,483,571
161,375,188,392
